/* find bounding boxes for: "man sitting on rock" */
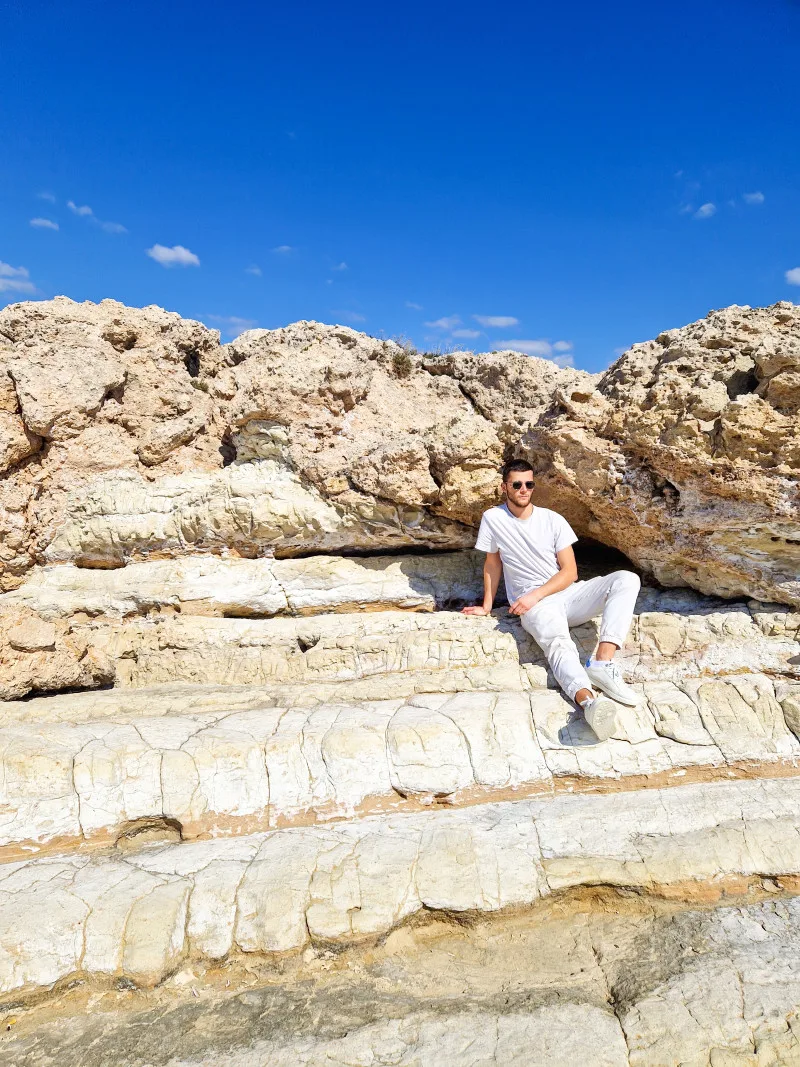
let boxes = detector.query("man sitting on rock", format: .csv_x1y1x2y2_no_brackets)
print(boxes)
462,459,641,740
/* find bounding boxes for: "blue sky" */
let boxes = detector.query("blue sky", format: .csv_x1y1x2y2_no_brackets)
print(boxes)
2,0,799,372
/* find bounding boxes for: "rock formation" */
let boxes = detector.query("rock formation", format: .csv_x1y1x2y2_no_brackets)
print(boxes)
2,296,797,603
0,295,799,1065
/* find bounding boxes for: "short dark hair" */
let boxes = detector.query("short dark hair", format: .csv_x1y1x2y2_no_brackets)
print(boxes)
501,458,534,482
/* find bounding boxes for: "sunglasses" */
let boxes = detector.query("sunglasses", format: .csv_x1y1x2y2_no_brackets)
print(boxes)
510,480,535,490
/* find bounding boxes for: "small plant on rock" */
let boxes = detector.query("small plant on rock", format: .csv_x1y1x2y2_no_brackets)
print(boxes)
392,349,413,378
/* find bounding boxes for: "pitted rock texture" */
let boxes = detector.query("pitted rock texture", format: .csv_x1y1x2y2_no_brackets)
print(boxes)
525,301,800,606
2,297,797,604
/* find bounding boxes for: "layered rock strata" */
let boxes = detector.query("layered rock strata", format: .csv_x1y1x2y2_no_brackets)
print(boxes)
1,297,798,604
9,893,800,1067
2,295,800,1064
2,778,800,998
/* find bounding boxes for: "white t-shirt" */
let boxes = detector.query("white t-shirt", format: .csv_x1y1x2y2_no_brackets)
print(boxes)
474,504,578,602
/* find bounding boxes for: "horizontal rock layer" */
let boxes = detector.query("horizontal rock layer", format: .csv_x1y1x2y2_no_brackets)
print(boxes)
2,556,798,701
3,676,800,861
3,777,800,998
9,892,800,1067
3,552,484,619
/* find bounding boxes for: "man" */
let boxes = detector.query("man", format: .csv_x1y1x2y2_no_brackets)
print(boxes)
462,458,641,741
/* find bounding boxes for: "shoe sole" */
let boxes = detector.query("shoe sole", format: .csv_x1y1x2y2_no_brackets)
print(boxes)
583,697,618,742
586,670,639,707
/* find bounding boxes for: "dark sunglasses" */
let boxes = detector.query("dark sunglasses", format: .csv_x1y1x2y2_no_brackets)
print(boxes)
511,480,535,490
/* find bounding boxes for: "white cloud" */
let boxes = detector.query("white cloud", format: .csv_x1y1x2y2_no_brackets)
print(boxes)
495,338,553,357
37,191,56,203
494,337,576,368
245,264,262,276
30,217,59,231
146,244,200,268
786,267,800,286
424,315,461,330
273,245,293,254
67,199,126,233
694,202,716,219
743,191,765,205
452,328,481,339
332,310,366,323
473,315,519,328
208,314,258,338
332,261,347,271
0,262,36,294
405,301,423,310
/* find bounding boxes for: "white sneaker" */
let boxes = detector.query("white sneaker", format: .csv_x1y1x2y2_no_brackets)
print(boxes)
585,659,639,707
580,694,619,742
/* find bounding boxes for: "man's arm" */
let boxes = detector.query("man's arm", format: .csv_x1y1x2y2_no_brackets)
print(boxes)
462,551,502,616
508,545,578,616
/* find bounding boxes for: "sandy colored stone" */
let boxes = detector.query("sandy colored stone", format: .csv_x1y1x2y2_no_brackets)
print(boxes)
10,893,800,1067
3,297,796,605
2,778,800,996
0,691,551,853
7,615,56,651
0,606,112,700
3,551,484,619
524,302,800,606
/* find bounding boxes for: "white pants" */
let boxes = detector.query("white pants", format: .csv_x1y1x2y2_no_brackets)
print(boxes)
520,571,641,702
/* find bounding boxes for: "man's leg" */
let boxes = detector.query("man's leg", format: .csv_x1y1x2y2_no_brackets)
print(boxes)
521,598,619,740
563,570,641,648
562,571,641,703
520,597,594,703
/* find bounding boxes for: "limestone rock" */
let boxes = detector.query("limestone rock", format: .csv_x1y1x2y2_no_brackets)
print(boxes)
1,297,798,606
4,552,483,619
0,606,112,700
1,778,800,996
525,302,800,606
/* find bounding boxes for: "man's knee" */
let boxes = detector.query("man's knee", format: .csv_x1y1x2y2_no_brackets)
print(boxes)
612,570,641,594
521,604,568,647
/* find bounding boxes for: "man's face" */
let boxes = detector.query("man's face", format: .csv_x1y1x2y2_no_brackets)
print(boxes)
503,470,535,507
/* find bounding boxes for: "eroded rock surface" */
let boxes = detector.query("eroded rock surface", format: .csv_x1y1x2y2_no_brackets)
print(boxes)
1,297,797,603
2,295,800,1064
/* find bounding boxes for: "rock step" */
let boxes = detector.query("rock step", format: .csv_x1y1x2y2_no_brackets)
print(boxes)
3,595,798,702
3,679,800,861
57,601,800,692
1,552,484,620
2,777,800,998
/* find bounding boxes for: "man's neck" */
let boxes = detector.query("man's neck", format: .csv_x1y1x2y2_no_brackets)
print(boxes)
505,500,534,520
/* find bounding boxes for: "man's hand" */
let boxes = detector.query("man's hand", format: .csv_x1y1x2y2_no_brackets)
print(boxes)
508,590,543,616
461,605,491,616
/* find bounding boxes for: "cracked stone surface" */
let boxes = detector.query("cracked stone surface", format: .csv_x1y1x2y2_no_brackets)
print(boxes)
2,296,800,1060
2,777,800,1008
9,893,800,1066
2,552,485,619
5,674,800,859
0,584,797,703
